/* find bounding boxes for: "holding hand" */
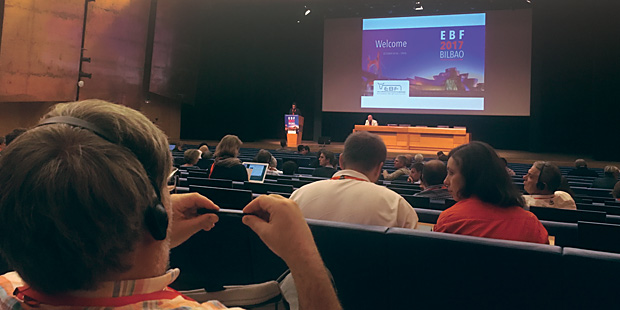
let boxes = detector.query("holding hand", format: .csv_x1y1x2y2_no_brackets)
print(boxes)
169,193,219,248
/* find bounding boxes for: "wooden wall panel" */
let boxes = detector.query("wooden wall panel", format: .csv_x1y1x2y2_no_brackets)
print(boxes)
77,0,151,110
0,0,83,102
149,0,203,104
0,101,56,136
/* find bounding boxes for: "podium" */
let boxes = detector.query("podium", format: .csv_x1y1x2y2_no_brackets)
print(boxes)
285,114,304,147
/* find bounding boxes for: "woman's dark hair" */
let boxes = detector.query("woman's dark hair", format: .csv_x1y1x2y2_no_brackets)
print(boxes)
448,141,524,208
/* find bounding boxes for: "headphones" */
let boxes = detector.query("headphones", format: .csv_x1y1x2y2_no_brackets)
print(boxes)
536,162,548,191
37,116,169,241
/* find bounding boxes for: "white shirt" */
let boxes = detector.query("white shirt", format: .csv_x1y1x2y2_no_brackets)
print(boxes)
365,119,379,126
523,191,577,210
290,169,418,228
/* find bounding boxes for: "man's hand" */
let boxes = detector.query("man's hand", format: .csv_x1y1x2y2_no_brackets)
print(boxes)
169,193,219,248
242,195,316,265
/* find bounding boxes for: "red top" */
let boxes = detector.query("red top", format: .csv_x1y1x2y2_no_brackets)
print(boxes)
434,197,549,244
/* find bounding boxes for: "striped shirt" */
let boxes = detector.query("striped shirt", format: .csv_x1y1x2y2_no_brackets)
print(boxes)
0,269,243,310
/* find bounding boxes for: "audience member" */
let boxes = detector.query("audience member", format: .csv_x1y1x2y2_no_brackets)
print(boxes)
5,128,26,146
282,160,298,175
290,131,418,228
198,142,213,159
196,144,213,169
297,145,308,155
365,114,378,126
275,140,290,152
414,160,451,199
312,150,338,178
590,165,619,189
434,141,548,244
171,142,185,152
382,155,411,181
304,145,312,156
522,161,577,210
437,151,449,162
254,149,282,175
614,181,620,201
567,159,599,177
407,162,424,184
209,135,248,181
501,157,516,176
182,149,202,167
0,99,340,310
413,153,424,164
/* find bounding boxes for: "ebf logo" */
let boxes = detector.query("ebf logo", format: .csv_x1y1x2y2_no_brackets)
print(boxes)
373,80,409,97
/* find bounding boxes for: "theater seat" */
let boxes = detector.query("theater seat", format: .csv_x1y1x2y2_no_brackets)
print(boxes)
189,185,252,210
385,228,562,309
561,248,620,308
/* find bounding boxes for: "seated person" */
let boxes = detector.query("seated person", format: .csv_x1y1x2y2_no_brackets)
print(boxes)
297,145,309,155
522,161,576,210
501,158,516,176
282,160,298,175
365,114,378,126
312,150,338,178
434,141,548,244
407,162,424,184
591,165,619,189
181,149,202,167
414,160,451,200
0,99,340,310
290,131,418,228
198,142,213,159
209,135,248,181
382,155,411,181
437,151,449,162
254,149,282,175
614,181,620,201
275,140,291,152
567,159,599,177
413,153,424,164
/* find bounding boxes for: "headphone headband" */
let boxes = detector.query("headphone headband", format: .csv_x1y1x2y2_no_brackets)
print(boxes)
38,116,116,143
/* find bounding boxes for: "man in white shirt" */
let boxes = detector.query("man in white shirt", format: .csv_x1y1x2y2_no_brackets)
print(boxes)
365,114,378,126
290,131,418,228
522,161,576,210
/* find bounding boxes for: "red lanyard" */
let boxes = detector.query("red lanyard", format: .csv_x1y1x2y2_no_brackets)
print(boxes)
331,175,368,182
14,285,192,307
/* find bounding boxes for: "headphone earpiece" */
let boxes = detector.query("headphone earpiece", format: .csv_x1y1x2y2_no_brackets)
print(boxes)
536,162,547,191
38,116,169,241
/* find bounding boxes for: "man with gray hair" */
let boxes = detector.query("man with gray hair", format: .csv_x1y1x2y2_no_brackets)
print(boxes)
567,159,599,178
591,165,619,189
523,161,576,210
290,131,418,228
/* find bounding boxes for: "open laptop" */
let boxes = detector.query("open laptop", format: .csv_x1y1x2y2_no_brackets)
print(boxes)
243,162,269,183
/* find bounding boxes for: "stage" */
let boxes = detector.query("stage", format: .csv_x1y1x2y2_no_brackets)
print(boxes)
180,139,619,169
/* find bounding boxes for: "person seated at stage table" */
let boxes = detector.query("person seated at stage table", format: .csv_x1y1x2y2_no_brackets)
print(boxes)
434,141,549,244
407,162,424,184
414,160,451,200
288,102,301,116
312,150,338,178
365,114,378,126
209,134,248,182
522,161,577,210
567,159,599,178
382,155,411,181
181,149,202,168
590,165,619,189
0,100,340,310
291,131,418,228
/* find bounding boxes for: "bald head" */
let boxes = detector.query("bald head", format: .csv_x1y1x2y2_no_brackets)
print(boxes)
421,160,447,187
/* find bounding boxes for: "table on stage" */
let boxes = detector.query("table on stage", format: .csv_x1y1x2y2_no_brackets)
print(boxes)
353,125,470,152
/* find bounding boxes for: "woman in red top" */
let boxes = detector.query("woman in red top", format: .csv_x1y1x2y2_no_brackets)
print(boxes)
435,141,548,244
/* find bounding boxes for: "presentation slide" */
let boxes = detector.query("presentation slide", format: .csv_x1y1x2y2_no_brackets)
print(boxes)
323,9,532,116
362,14,485,110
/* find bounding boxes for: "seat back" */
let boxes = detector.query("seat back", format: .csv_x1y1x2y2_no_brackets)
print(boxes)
578,221,620,253
530,206,606,223
243,181,294,194
187,177,233,188
189,185,252,210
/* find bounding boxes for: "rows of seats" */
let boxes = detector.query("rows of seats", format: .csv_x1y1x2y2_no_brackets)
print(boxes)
170,210,620,309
